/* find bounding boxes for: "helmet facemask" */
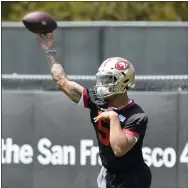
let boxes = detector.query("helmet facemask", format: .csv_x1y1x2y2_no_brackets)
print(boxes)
94,74,122,100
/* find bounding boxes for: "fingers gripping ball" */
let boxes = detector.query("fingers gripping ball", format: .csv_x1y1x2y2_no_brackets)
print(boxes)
22,11,57,34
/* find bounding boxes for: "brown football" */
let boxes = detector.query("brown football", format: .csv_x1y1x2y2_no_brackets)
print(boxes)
22,11,57,34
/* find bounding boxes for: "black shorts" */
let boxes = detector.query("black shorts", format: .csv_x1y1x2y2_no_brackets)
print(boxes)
97,164,152,188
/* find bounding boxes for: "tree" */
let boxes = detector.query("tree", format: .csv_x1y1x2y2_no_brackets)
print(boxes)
2,2,188,21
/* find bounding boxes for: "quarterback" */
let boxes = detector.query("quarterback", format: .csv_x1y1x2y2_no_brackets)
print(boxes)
36,33,152,188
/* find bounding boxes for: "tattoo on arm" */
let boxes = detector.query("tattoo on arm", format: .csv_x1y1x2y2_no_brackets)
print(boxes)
46,52,83,104
47,52,66,81
68,84,82,103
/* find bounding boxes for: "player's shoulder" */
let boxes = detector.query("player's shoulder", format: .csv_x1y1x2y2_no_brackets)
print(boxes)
121,101,148,124
120,100,145,114
131,102,146,115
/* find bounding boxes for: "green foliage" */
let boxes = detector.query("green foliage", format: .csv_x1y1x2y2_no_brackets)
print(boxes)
2,2,188,21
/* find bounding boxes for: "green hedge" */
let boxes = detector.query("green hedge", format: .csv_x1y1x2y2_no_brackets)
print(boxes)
2,2,188,21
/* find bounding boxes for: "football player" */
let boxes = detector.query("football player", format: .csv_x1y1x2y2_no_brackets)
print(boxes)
36,33,152,188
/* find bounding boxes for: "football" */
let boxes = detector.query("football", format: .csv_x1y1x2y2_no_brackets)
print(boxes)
22,11,57,34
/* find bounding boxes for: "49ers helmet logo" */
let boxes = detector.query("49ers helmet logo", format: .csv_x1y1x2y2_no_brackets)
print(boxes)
115,61,130,70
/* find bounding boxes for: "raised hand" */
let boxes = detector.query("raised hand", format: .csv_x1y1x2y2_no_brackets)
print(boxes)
36,33,55,51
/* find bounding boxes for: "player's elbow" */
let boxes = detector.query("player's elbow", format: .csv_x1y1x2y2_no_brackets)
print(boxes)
112,145,127,157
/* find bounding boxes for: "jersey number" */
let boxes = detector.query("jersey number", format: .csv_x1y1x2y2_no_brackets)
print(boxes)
97,112,110,146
